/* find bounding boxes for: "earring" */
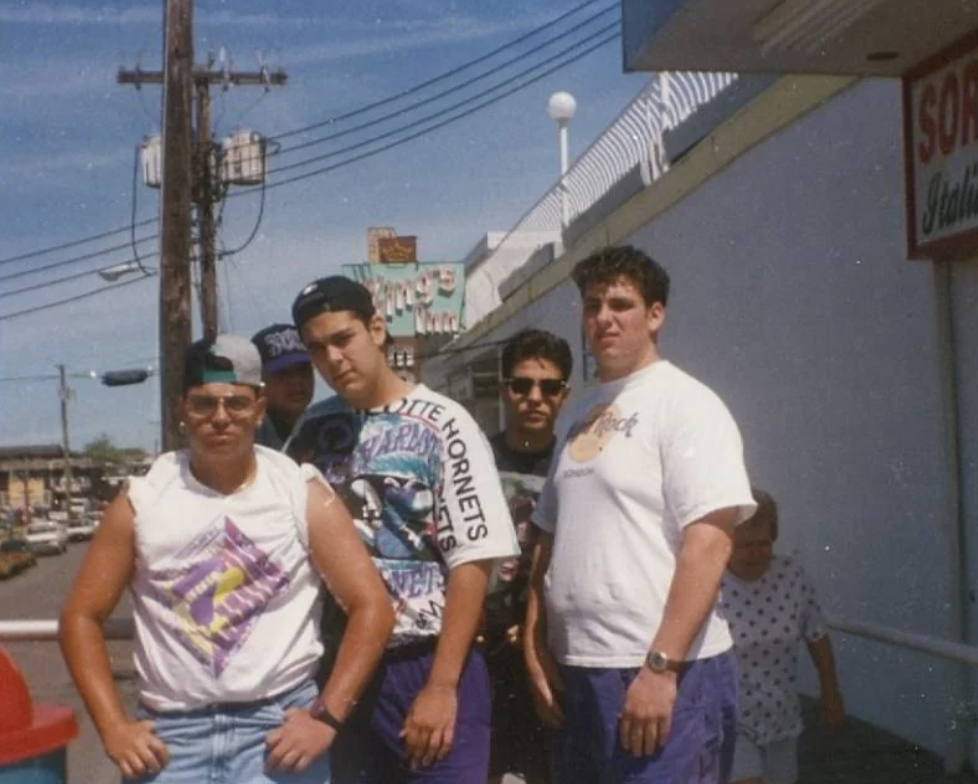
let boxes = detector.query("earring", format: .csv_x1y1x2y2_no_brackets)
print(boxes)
178,421,186,434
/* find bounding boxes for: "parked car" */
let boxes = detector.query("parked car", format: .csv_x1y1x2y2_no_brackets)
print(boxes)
66,518,96,542
0,538,36,575
26,521,68,555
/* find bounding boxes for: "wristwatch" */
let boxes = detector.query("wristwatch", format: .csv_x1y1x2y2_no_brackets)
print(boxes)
644,650,683,674
309,701,344,732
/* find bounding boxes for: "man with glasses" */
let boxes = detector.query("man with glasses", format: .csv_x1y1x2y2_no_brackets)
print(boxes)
286,276,519,784
524,247,755,784
484,329,571,784
60,334,393,784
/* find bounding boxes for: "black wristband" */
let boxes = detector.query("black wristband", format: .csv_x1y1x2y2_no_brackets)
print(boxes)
311,703,344,732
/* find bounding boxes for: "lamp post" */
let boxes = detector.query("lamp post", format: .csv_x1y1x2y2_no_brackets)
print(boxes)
547,90,577,227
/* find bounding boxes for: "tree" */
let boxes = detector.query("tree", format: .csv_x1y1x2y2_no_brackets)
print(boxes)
84,435,145,465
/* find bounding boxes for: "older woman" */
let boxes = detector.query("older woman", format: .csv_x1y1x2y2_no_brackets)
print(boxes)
722,489,844,784
60,335,393,784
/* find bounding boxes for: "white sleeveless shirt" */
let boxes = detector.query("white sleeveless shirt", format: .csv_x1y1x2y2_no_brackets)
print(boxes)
127,445,326,710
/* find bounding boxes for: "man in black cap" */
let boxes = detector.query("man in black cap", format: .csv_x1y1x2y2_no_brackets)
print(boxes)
287,275,519,784
251,323,315,450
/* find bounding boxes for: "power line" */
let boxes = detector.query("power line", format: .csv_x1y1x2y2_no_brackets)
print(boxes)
0,238,158,284
0,274,154,323
0,1,610,271
274,4,616,160
262,20,619,182
218,176,266,256
0,374,60,384
0,219,157,267
242,28,621,196
0,267,114,300
271,0,605,142
1,20,618,319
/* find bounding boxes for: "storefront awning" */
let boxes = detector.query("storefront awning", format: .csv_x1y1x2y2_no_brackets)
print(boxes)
623,0,978,77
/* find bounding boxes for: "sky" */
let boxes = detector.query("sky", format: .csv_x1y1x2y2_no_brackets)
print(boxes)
0,0,647,452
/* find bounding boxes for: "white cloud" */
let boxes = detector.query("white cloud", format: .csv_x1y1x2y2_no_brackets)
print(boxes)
283,15,550,66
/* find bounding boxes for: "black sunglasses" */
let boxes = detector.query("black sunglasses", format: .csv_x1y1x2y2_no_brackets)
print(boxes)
505,377,567,397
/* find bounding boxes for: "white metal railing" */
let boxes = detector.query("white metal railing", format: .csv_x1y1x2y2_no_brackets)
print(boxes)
0,617,134,642
825,615,978,668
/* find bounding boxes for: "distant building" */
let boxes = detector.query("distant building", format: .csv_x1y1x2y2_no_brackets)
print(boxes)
0,445,149,511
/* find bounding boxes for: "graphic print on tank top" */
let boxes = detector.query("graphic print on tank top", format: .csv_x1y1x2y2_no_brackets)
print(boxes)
144,517,291,676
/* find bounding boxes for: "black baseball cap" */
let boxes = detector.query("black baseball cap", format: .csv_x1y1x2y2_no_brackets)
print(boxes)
292,276,376,332
251,324,310,374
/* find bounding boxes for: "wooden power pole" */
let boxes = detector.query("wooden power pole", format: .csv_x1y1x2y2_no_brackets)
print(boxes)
118,0,286,451
196,77,217,341
57,364,74,516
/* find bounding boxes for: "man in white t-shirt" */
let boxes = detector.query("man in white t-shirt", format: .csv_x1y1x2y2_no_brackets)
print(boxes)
287,276,520,784
524,246,756,784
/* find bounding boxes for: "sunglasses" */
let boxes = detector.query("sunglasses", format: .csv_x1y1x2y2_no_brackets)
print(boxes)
185,394,257,419
505,377,567,397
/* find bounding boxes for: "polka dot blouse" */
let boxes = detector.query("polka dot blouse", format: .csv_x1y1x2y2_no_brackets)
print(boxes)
720,555,826,745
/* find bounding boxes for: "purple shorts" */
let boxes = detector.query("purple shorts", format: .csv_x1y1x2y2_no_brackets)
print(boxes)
553,651,738,784
331,641,491,784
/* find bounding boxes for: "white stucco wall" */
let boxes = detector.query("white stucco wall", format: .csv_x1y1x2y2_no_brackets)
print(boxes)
456,78,971,758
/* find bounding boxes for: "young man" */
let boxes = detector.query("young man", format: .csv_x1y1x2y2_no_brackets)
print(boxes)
286,276,520,784
524,246,756,784
252,323,315,450
484,328,572,784
60,334,393,784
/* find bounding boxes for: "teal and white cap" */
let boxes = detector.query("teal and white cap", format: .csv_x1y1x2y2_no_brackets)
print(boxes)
182,334,263,391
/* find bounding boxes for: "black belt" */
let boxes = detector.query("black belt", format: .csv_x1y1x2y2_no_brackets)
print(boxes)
383,636,439,663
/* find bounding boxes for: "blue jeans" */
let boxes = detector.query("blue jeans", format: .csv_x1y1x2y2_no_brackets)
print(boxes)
554,652,738,784
127,680,331,784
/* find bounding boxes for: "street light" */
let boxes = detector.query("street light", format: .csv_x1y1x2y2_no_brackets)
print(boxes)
97,260,157,282
547,90,577,227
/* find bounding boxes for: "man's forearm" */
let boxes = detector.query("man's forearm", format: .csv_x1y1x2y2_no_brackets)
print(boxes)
427,561,491,688
59,613,129,740
318,603,392,721
651,523,732,661
523,536,551,665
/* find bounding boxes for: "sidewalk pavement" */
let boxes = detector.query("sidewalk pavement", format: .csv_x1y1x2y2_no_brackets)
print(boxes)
798,697,977,784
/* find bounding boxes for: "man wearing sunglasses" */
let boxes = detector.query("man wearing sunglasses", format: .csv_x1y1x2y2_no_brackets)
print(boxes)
483,329,571,784
524,246,756,784
286,276,520,784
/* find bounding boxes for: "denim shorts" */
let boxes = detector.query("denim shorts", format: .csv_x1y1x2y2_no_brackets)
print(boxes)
127,679,330,784
553,651,738,784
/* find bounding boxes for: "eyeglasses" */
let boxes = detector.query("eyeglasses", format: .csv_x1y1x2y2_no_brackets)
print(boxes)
505,377,567,397
185,394,257,419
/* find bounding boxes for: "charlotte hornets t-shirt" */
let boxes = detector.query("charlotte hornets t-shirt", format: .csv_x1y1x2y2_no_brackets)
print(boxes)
287,384,519,646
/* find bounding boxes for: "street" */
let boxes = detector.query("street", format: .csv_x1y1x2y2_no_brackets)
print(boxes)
0,542,136,784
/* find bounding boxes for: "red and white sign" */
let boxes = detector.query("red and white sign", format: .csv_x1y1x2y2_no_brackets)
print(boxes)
904,31,978,258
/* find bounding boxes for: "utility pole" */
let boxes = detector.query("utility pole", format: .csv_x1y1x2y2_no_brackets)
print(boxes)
196,75,217,340
118,1,286,450
57,364,74,517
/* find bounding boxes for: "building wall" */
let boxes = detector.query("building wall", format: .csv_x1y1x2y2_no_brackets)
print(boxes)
464,78,968,757
623,78,956,757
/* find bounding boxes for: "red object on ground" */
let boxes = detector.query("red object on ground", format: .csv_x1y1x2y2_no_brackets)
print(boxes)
0,644,78,766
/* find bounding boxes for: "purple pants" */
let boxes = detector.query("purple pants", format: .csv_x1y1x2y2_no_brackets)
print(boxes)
554,651,738,784
331,642,491,784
